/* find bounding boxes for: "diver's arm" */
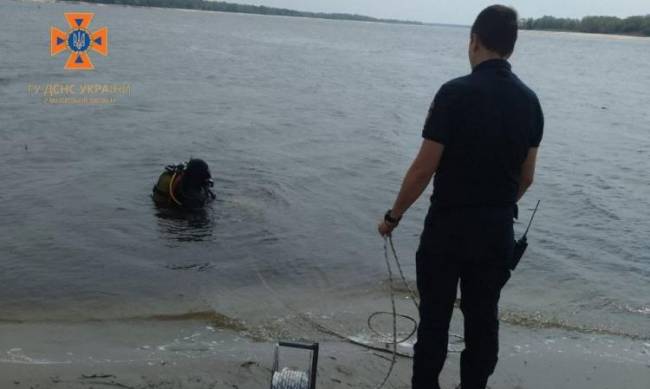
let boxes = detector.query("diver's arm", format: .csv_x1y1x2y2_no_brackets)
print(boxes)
517,147,538,201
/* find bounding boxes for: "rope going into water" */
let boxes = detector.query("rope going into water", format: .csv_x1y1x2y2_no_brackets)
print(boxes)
367,235,464,389
368,237,419,344
372,236,399,389
255,235,464,388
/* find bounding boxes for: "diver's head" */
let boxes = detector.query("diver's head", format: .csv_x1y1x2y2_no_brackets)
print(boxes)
469,5,518,68
183,158,212,189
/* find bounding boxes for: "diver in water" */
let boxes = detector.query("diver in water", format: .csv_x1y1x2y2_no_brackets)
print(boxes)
152,158,215,209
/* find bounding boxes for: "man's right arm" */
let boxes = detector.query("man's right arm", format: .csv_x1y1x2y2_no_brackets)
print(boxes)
517,147,538,201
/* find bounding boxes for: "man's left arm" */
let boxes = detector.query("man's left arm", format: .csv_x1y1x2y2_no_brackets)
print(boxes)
378,139,444,236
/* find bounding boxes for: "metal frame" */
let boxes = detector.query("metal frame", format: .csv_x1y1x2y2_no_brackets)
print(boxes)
271,341,319,389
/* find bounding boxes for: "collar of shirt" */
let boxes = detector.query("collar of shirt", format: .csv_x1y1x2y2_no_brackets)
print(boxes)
472,58,512,73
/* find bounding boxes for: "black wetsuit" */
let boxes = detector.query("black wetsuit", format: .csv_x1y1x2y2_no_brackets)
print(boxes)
152,168,213,210
412,59,544,389
177,182,211,209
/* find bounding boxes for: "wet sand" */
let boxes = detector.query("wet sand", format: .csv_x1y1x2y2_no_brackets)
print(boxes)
1,313,648,389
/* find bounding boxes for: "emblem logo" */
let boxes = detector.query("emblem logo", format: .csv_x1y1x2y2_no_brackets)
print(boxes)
51,12,108,70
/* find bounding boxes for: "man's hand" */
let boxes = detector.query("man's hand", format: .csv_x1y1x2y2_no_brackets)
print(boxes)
378,210,401,237
378,219,397,237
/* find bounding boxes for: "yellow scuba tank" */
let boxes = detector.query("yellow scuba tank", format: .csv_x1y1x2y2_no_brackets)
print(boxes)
152,161,214,208
152,165,184,207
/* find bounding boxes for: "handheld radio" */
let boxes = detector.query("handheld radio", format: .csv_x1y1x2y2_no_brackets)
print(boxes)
509,200,540,270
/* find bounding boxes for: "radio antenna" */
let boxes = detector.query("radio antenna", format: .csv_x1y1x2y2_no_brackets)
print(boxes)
523,200,541,237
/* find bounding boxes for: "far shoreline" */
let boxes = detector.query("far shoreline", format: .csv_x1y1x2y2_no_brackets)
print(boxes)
42,0,650,39
520,15,650,38
52,0,427,26
522,27,650,40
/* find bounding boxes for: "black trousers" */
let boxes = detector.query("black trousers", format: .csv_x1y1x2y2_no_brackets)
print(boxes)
411,206,514,389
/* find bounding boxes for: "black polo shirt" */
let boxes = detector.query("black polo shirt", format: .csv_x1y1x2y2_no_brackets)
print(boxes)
422,59,543,210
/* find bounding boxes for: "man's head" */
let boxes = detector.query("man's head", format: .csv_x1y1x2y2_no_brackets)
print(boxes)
469,5,518,68
184,158,212,189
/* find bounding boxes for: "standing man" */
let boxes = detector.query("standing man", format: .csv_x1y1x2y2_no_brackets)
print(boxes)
378,5,543,389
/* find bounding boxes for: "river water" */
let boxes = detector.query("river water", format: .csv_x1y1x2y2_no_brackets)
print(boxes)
1,1,649,345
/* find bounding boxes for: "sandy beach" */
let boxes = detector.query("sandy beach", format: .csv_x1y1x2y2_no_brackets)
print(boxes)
2,309,648,389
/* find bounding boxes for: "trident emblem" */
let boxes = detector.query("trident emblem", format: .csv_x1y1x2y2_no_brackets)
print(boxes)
51,12,108,70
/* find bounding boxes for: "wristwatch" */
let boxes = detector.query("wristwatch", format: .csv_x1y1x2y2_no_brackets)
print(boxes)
384,209,401,226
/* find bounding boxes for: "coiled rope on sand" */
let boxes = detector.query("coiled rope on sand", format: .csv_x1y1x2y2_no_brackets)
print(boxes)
256,236,464,389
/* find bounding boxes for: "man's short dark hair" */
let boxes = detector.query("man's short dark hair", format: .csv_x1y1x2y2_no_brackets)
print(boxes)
471,5,518,57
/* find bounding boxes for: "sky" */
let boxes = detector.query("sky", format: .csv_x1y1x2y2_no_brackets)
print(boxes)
230,0,650,25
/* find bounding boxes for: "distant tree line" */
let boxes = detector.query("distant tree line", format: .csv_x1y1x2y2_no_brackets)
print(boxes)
57,0,422,25
520,15,650,37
